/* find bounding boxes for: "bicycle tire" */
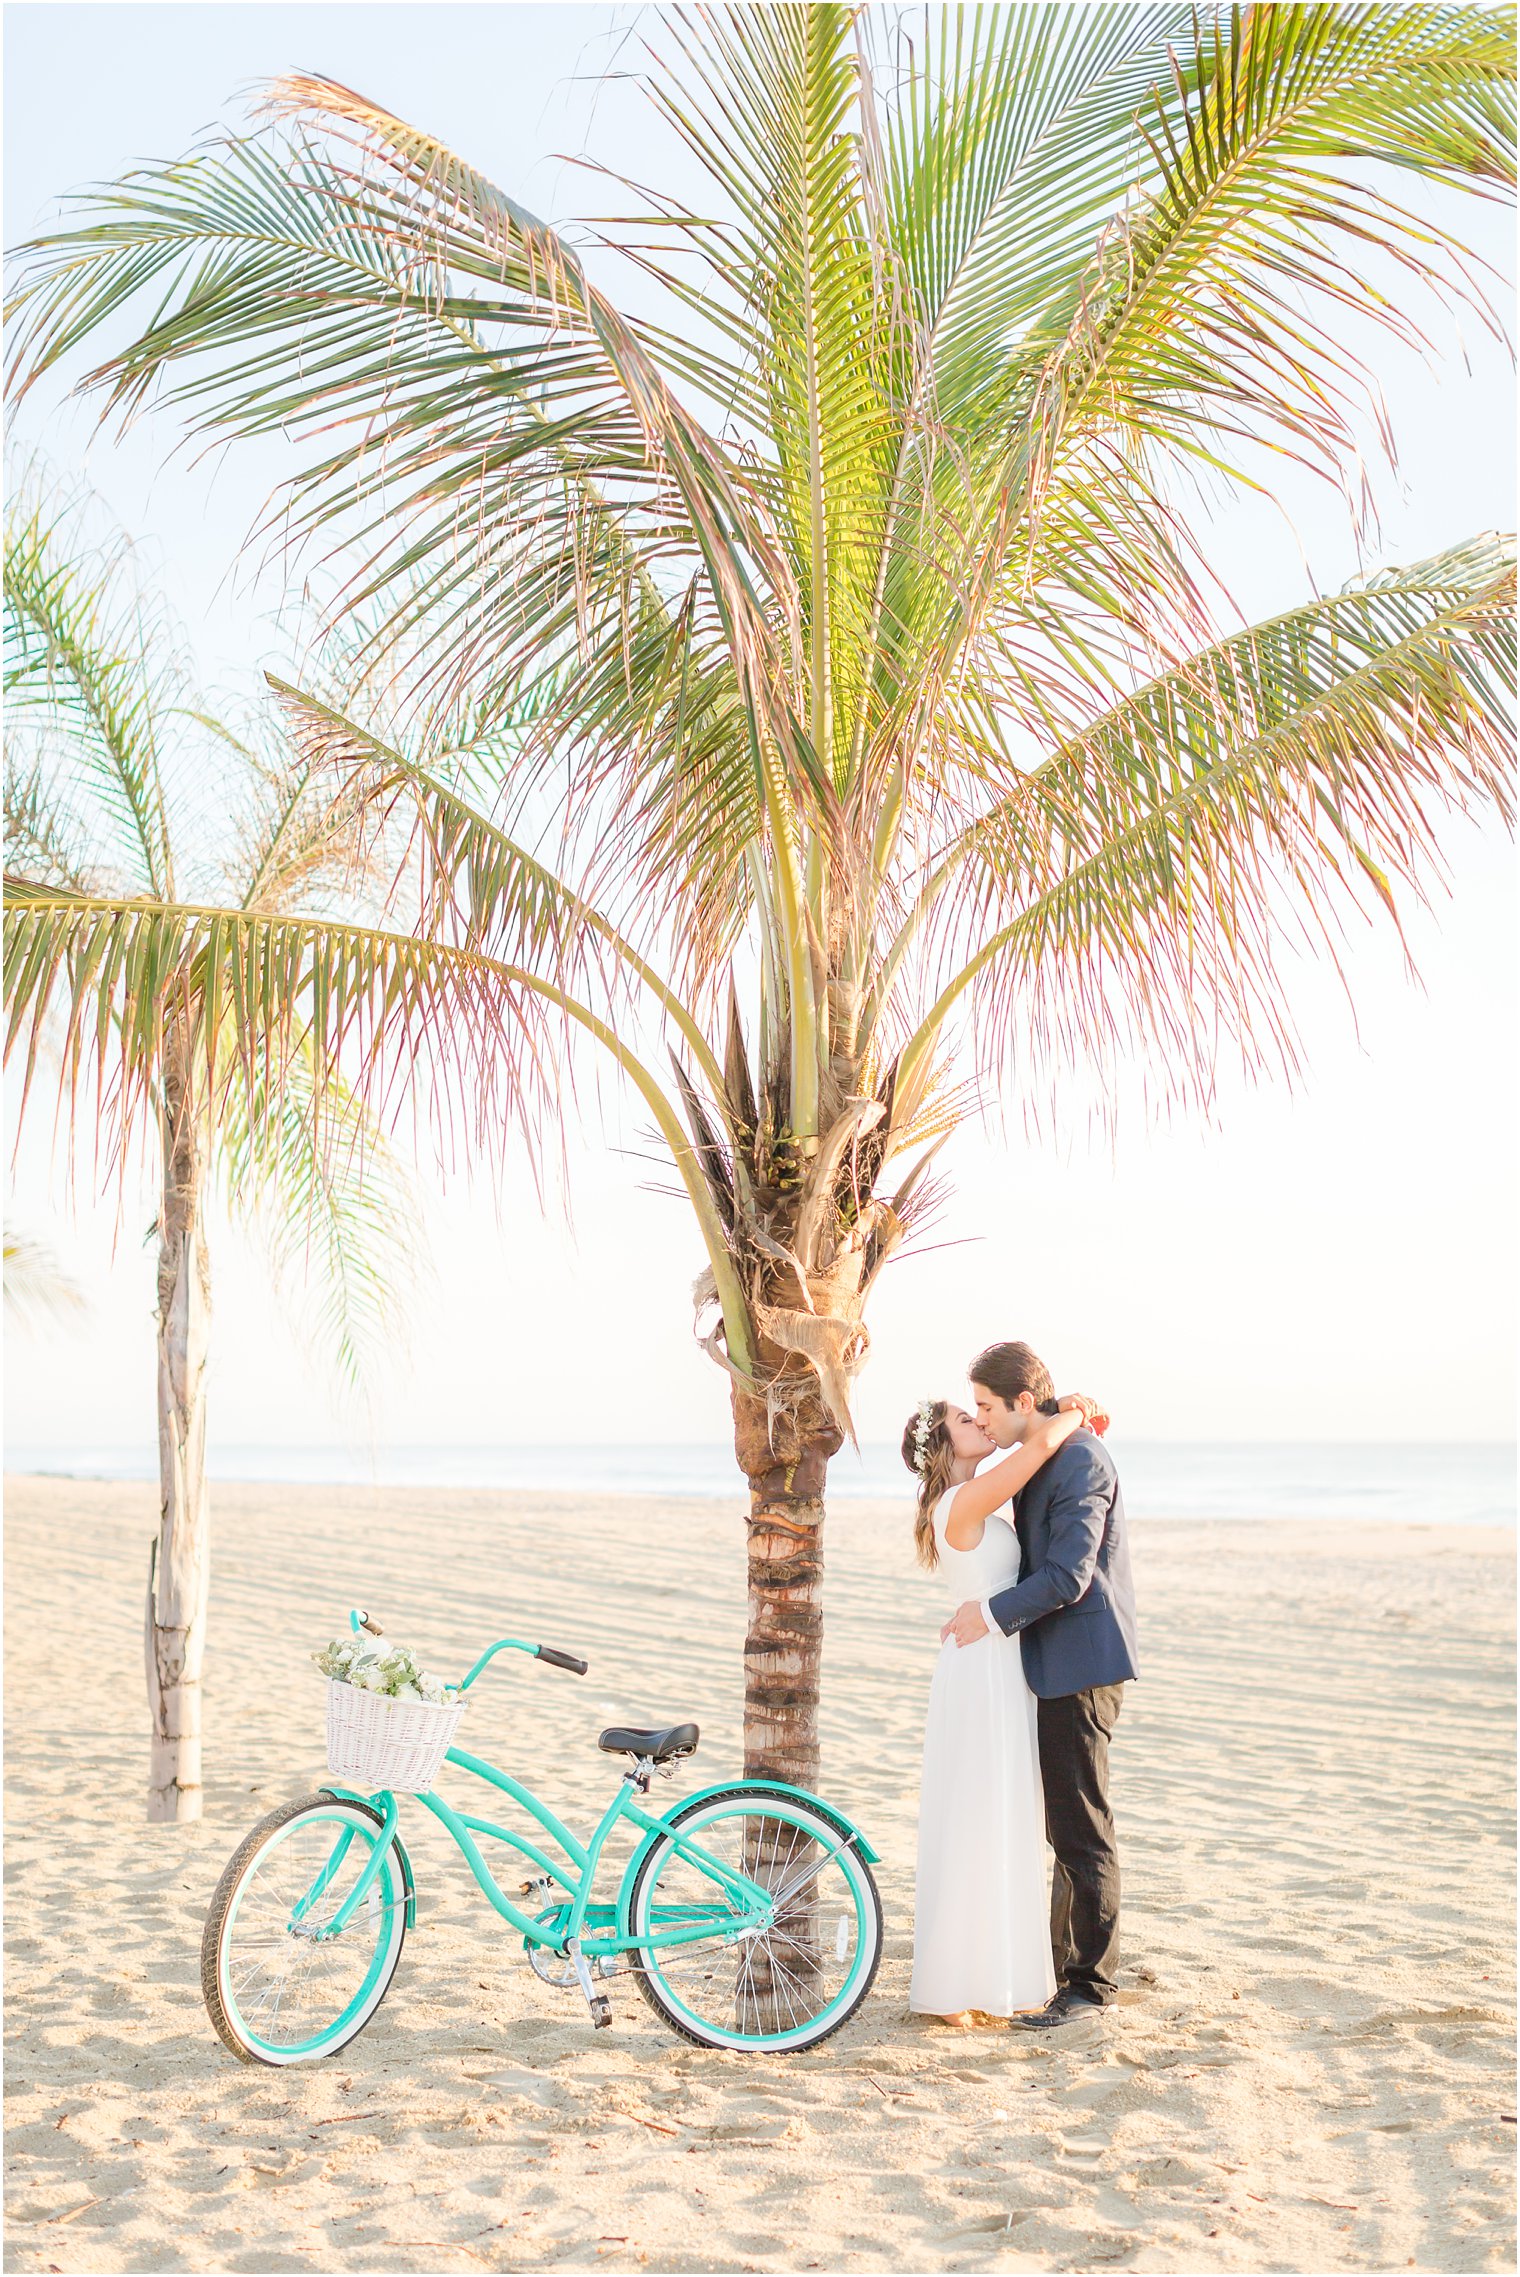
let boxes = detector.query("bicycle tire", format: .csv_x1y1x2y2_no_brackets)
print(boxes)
626,1784,882,2053
201,1792,408,2065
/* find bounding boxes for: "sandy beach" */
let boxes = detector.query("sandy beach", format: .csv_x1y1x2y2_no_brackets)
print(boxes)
3,1476,1514,2275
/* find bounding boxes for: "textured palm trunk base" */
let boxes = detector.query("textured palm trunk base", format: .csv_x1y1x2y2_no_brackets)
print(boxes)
146,1050,211,1825
732,1383,841,1793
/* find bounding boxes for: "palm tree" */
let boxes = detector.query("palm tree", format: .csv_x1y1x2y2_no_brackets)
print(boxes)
4,479,411,1820
5,6,1514,1787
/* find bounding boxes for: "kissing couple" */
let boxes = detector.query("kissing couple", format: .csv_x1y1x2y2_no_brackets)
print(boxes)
901,1341,1139,2032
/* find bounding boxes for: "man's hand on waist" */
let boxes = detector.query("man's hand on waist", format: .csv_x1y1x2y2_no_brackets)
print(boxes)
940,1600,991,1649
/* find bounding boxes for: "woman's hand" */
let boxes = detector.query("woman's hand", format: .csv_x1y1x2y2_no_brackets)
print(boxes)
1059,1393,1110,1436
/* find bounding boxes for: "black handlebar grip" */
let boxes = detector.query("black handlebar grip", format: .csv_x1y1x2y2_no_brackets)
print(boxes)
536,1646,589,1675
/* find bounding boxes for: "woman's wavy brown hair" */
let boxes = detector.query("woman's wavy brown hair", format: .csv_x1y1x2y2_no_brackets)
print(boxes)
901,1399,956,1570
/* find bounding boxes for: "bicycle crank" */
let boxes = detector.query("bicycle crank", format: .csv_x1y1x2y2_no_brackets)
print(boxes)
566,1937,614,2028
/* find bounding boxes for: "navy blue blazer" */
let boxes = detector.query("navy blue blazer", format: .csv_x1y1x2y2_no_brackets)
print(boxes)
985,1429,1139,1699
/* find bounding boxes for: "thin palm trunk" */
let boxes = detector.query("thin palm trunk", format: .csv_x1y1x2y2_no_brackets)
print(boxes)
145,1013,212,1823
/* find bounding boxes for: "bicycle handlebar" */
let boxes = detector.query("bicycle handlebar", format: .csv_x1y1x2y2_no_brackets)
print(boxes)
346,1612,587,1689
458,1636,590,1691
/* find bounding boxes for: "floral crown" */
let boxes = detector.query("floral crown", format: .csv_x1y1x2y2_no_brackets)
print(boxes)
910,1398,939,1477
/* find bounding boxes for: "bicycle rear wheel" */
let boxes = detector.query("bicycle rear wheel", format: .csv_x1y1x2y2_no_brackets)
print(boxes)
201,1794,408,2065
627,1786,881,2052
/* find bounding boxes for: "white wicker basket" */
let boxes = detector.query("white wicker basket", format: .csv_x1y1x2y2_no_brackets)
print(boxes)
324,1677,466,1792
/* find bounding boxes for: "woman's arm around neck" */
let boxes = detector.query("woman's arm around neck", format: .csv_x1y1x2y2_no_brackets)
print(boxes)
942,1406,1086,1549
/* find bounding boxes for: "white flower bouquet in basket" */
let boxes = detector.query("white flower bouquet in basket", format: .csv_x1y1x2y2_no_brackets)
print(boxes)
314,1634,466,1792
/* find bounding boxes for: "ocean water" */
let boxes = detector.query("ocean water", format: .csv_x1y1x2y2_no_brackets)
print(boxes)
6,1438,1514,1526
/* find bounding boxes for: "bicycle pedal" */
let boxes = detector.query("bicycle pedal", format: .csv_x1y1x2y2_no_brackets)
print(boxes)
588,1995,613,2030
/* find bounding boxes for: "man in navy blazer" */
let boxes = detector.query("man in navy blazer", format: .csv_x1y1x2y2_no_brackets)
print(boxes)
942,1340,1138,2030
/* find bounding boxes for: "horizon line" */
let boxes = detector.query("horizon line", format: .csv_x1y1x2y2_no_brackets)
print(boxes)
6,1435,1514,1455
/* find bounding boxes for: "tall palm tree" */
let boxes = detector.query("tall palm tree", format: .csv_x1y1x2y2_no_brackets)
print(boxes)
4,479,411,1820
5,6,1514,1786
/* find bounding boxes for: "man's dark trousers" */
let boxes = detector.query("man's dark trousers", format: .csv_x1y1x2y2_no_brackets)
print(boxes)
1036,1683,1123,2005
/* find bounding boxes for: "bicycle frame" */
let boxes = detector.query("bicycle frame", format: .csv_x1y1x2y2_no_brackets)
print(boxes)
303,1625,869,1962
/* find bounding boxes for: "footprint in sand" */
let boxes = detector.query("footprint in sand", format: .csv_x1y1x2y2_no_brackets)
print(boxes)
1132,2153,1212,2187
1055,2135,1110,2166
707,2113,811,2143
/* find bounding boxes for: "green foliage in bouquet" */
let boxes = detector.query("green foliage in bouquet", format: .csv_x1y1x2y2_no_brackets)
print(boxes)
313,1636,459,1707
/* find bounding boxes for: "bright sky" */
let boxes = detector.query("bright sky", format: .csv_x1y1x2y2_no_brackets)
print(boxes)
4,4,1516,1456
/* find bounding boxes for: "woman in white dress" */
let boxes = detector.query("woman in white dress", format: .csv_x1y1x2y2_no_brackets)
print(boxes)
902,1394,1098,2024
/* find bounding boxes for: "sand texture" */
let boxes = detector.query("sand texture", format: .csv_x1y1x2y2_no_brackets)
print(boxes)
3,1477,1514,2275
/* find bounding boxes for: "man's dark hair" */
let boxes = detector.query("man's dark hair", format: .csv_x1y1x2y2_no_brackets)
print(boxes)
969,1340,1057,1412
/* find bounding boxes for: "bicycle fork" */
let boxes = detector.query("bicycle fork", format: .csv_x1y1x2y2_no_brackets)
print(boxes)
293,1794,402,1940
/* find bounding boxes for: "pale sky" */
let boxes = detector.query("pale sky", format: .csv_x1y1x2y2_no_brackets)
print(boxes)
4,3,1516,1456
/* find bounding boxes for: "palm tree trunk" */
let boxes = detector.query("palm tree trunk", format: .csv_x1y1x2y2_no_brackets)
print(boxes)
732,1385,840,1788
146,1022,212,1823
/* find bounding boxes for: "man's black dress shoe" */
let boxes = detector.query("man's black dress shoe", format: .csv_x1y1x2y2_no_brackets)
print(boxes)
1012,1989,1110,2032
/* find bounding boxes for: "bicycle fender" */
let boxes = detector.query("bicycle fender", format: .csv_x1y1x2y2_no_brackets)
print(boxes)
673,1779,881,1860
320,1785,418,1929
616,1776,881,1935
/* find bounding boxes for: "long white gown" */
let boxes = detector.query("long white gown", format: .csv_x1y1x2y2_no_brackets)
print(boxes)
910,1484,1057,2017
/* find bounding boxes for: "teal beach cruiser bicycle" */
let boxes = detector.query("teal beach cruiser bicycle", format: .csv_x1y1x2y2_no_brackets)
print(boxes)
202,1610,883,2064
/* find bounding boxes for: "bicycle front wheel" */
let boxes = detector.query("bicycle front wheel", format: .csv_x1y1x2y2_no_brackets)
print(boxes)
201,1794,408,2065
627,1786,882,2052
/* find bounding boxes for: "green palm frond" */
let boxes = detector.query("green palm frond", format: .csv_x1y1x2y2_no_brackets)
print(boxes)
858,6,1514,816
5,75,797,738
648,5,899,781
865,5,1191,423
838,8,1201,780
893,536,1517,1112
4,480,455,1399
2,879,758,1373
532,577,768,1000
1019,6,1515,505
4,473,177,895
228,738,370,920
263,670,728,1089
3,753,94,890
215,1034,417,1391
4,880,530,1150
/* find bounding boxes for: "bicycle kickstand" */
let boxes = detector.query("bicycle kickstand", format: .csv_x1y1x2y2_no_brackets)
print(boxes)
566,1938,613,2029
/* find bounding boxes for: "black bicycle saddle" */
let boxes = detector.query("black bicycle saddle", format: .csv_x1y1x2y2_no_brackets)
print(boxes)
597,1721,700,1763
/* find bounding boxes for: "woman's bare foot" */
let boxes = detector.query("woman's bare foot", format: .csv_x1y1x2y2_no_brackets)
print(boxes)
927,2010,975,2027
